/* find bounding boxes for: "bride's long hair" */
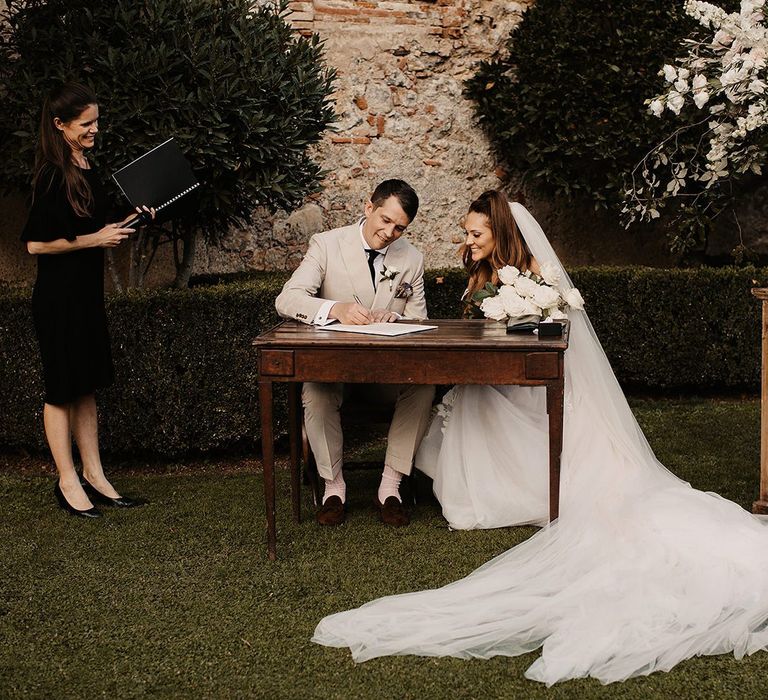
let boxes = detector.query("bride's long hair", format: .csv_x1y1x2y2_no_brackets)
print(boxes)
461,190,532,302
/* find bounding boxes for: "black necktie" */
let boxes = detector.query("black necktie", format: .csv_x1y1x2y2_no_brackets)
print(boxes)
365,249,381,288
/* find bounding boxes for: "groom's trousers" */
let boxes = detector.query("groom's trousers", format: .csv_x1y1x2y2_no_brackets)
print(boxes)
302,382,435,481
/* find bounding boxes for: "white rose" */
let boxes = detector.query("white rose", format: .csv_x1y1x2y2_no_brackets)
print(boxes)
530,284,561,310
663,64,677,82
563,287,585,310
521,298,541,316
674,78,689,93
678,68,690,80
513,274,539,297
539,262,561,286
498,285,529,317
692,74,707,91
547,309,568,321
649,99,664,117
497,265,520,285
480,295,507,321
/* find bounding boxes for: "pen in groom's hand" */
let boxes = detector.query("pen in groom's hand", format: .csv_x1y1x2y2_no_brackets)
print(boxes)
353,294,366,308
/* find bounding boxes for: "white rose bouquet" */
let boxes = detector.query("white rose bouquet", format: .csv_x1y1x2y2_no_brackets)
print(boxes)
471,264,584,327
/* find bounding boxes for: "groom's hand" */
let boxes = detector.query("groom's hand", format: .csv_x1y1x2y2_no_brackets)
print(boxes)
329,302,373,325
370,309,398,323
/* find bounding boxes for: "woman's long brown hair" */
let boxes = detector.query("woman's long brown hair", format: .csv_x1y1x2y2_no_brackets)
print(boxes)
32,82,97,217
461,190,532,301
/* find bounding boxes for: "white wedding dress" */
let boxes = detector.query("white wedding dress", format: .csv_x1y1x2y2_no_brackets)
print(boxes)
312,203,768,685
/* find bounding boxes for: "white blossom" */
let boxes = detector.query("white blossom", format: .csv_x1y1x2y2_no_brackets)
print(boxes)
626,0,768,224
667,91,685,114
694,89,710,107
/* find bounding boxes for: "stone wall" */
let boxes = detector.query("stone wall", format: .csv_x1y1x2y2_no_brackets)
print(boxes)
199,0,673,275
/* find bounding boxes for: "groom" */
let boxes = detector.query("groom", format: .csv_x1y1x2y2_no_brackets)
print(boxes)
275,179,435,527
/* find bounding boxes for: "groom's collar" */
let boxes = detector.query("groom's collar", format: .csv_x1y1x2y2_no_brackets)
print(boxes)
358,217,390,255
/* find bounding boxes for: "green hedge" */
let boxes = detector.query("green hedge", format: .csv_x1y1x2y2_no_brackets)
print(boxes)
0,267,762,456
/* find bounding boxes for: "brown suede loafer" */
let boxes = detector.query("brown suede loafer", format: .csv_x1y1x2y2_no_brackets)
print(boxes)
316,495,346,526
376,496,410,527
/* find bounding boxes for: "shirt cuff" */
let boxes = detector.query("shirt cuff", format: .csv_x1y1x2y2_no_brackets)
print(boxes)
312,300,337,326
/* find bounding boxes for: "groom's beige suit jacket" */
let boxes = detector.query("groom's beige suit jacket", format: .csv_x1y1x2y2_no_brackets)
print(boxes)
275,222,428,323
274,221,433,481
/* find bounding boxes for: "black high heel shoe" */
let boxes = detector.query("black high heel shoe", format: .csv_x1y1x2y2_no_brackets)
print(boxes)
54,481,102,518
80,476,147,508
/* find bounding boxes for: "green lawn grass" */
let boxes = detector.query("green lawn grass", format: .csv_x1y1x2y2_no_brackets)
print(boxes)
1,398,765,699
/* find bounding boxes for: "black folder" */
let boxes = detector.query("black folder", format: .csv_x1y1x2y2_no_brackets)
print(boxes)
112,138,200,224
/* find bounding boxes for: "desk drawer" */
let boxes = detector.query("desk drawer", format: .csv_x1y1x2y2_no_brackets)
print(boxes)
261,348,561,385
260,349,295,376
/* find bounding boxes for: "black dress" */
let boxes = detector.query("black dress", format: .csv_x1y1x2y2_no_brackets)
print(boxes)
20,165,114,405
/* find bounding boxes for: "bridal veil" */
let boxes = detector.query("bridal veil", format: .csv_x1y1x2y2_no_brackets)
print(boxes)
312,203,768,685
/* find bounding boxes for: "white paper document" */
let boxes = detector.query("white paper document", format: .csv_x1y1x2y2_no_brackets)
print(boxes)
321,323,438,337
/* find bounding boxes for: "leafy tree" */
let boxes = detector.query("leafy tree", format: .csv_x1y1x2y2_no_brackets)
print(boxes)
466,0,739,256
0,0,335,287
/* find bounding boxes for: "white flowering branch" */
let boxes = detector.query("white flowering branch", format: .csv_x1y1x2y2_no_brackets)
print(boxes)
624,0,768,238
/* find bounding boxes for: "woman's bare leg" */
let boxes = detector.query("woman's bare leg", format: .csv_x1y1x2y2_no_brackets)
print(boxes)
44,402,94,510
71,394,120,498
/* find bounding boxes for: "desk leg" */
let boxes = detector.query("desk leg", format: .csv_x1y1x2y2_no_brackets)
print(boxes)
259,380,277,560
547,381,564,522
288,383,301,523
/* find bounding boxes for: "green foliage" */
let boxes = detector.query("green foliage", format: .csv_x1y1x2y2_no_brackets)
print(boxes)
465,0,736,213
0,0,336,239
0,267,763,455
0,274,285,455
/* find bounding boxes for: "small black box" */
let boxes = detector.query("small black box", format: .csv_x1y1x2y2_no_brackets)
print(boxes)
538,321,564,337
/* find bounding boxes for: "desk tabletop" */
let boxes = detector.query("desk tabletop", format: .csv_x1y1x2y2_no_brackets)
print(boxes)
254,319,570,351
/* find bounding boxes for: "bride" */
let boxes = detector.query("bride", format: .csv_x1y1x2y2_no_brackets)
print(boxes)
416,190,551,530
312,191,768,685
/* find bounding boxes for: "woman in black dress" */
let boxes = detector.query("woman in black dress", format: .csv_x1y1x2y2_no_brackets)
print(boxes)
22,82,151,517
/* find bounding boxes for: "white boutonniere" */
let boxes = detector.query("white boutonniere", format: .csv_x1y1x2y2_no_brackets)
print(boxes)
380,264,399,291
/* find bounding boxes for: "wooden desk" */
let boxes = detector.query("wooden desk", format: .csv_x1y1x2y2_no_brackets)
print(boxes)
254,319,570,559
